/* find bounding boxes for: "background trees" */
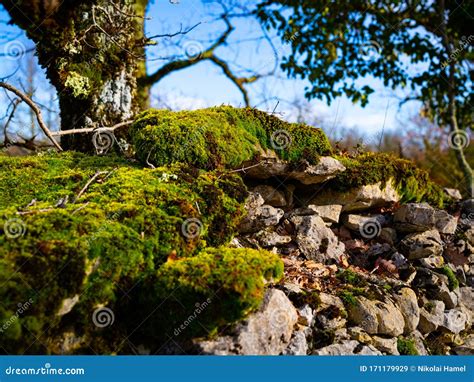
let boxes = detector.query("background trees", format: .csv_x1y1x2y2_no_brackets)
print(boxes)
0,0,472,194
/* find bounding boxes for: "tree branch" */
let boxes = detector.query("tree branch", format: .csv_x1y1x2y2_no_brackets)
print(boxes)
0,82,62,151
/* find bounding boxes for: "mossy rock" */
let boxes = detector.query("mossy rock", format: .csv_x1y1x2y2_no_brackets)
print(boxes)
0,152,282,354
130,106,332,170
330,152,446,207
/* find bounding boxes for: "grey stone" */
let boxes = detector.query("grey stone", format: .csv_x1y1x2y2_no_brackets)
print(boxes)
239,194,284,233
434,210,457,234
292,204,342,224
393,288,420,334
443,188,462,201
255,230,292,247
394,203,436,232
371,336,399,355
441,308,468,334
290,215,345,263
252,185,287,207
283,331,308,355
196,289,298,355
314,340,382,355
418,300,445,334
419,255,444,269
400,229,443,259
245,155,345,185
310,181,400,212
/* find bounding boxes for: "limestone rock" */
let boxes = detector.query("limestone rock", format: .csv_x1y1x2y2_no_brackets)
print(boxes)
252,185,287,207
292,204,342,224
196,289,298,355
313,340,381,355
245,155,345,185
400,229,443,259
283,331,308,355
434,210,458,234
441,308,468,334
310,181,400,212
394,203,436,232
418,300,445,334
255,230,292,247
393,288,420,334
239,193,284,233
444,188,462,201
371,336,399,355
374,300,405,337
290,215,345,263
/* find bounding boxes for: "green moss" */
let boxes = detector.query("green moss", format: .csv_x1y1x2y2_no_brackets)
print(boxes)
331,152,446,207
0,152,280,354
129,247,283,343
130,106,332,170
439,266,459,291
336,269,367,287
338,291,357,307
397,337,419,355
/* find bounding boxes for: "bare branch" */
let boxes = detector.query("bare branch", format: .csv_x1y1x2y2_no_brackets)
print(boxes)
0,81,62,151
50,120,133,137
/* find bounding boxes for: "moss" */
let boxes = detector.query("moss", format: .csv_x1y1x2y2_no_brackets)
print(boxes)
130,106,332,170
128,247,283,344
336,269,367,287
397,337,419,355
439,266,459,291
331,152,446,207
338,291,358,307
0,152,277,354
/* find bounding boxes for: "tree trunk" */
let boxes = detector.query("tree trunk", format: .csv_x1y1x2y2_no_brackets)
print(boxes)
1,0,149,151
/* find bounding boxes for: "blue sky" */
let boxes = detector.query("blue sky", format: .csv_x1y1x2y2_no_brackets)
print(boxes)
0,0,422,140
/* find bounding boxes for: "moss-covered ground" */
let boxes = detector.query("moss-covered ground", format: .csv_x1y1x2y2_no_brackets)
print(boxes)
0,106,449,354
0,152,282,354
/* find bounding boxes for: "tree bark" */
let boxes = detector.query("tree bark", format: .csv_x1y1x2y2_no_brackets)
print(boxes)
1,0,148,151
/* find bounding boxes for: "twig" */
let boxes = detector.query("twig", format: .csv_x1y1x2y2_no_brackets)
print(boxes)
0,81,62,151
72,202,90,215
17,208,54,215
2,98,21,145
75,171,108,201
50,121,133,137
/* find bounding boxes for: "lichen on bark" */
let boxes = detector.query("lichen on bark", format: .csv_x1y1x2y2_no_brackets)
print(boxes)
1,0,149,151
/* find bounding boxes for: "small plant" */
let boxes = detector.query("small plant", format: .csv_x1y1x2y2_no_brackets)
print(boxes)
336,269,366,287
338,290,357,308
439,266,459,291
397,337,419,355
